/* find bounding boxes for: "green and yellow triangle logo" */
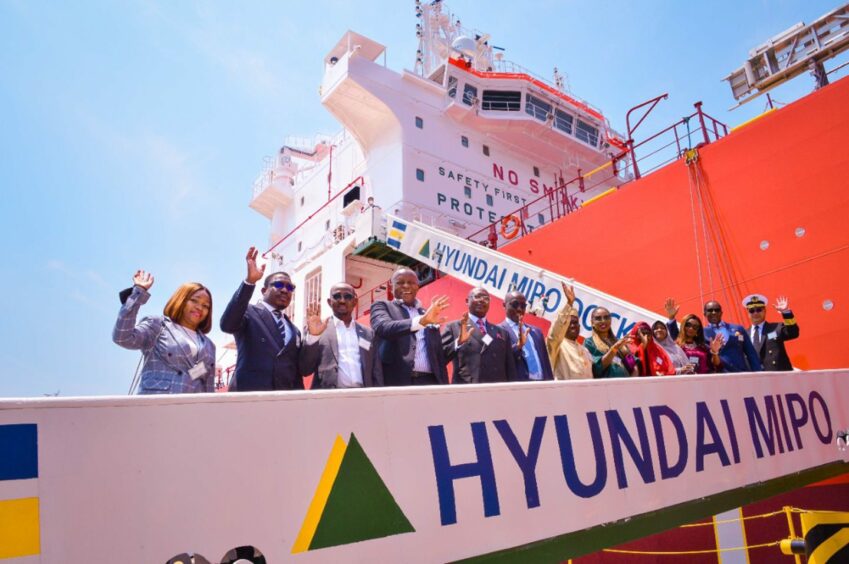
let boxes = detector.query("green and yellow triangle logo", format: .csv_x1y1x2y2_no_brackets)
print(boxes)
291,433,415,553
418,239,430,258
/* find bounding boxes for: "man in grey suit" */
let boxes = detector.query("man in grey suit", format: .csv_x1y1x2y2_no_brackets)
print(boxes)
220,247,305,391
369,268,450,386
442,287,517,384
300,283,383,389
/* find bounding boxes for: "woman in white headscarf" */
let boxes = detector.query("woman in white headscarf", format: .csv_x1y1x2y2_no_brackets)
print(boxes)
652,320,694,374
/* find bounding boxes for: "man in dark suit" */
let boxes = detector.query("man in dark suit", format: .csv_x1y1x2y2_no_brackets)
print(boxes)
442,287,517,384
743,294,799,371
220,247,305,391
300,283,383,388
369,268,450,386
702,300,763,373
499,290,554,381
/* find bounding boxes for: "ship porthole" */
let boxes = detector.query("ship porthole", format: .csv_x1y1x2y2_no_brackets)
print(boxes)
823,300,834,311
759,240,770,251
795,227,806,237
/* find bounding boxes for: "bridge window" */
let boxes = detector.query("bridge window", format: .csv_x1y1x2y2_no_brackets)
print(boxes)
447,76,458,99
525,94,551,121
481,90,521,111
461,136,469,148
483,145,490,156
462,84,478,106
576,119,599,147
486,195,494,206
554,109,574,135
416,168,425,181
538,213,545,225
533,166,540,177
415,116,423,129
464,187,472,198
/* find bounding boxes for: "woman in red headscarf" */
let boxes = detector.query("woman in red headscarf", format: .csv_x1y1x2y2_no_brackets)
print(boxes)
629,322,676,376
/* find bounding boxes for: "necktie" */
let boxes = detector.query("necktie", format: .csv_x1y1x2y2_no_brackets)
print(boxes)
753,325,762,350
273,309,289,345
522,329,541,378
477,319,487,336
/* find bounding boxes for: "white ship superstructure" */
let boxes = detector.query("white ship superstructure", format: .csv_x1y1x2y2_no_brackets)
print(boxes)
249,1,630,326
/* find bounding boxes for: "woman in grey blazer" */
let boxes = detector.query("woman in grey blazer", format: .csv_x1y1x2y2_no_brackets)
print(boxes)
113,270,216,394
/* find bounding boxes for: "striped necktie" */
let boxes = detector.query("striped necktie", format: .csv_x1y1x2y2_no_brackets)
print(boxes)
477,319,487,336
273,309,289,345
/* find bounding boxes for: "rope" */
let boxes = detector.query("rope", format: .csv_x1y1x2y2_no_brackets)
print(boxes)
690,161,716,296
681,508,789,527
602,540,782,556
685,161,705,305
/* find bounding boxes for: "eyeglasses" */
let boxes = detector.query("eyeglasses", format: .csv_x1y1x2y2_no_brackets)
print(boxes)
748,307,764,313
704,308,721,313
509,300,527,309
685,322,701,329
332,292,355,301
593,315,611,321
269,281,296,292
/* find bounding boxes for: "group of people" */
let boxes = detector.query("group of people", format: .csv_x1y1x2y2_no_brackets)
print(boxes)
112,247,800,394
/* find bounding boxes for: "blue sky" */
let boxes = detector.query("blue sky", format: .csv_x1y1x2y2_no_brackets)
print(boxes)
1,0,844,397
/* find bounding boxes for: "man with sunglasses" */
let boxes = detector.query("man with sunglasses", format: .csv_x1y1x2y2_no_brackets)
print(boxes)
301,283,383,389
220,247,306,391
702,300,762,373
499,290,554,381
743,294,799,371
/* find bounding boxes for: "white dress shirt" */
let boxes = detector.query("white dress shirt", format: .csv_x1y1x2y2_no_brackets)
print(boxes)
401,302,432,373
332,317,363,388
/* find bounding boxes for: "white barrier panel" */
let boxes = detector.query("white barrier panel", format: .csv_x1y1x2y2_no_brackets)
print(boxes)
0,370,848,563
384,215,660,337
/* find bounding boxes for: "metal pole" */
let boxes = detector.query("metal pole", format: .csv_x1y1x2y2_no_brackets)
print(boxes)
695,101,710,146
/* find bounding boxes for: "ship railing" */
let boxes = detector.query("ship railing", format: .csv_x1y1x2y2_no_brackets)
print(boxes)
354,279,391,320
262,175,365,260
466,102,729,250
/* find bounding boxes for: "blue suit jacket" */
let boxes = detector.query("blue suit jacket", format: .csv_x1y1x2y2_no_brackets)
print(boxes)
220,281,304,391
499,321,554,381
704,321,763,373
113,286,216,394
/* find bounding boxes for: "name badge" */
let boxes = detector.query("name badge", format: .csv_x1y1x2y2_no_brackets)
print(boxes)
359,337,371,351
481,334,494,346
767,331,778,340
687,356,700,364
737,333,744,341
188,362,207,381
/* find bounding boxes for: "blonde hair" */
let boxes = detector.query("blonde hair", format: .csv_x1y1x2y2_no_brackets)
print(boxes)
163,283,213,334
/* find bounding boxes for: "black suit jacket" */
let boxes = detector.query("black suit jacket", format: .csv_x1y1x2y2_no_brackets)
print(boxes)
499,321,554,381
369,299,448,386
749,319,799,371
300,321,383,388
220,281,305,391
442,319,517,384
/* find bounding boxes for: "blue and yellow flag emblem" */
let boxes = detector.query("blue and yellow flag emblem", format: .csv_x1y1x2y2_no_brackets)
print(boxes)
0,424,40,559
386,220,407,250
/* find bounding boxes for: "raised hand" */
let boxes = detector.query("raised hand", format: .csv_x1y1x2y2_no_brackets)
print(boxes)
133,270,154,291
562,281,576,306
517,315,528,349
710,333,725,354
639,331,650,347
245,246,266,285
458,312,473,345
664,297,679,320
421,295,450,326
306,303,329,336
615,336,631,354
774,296,789,313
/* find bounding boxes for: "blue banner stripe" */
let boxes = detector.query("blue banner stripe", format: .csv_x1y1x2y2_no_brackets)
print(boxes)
391,221,407,232
387,239,401,249
0,424,38,481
